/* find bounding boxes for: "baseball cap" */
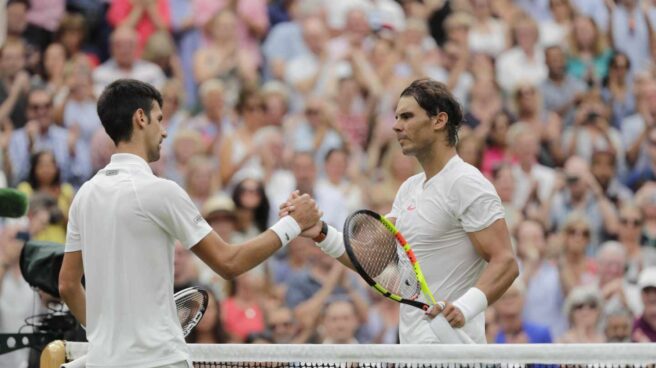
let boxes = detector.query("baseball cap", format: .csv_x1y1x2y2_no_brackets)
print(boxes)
202,195,236,220
638,267,656,290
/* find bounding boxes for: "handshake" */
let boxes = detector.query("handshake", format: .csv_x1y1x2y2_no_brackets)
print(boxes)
278,190,324,240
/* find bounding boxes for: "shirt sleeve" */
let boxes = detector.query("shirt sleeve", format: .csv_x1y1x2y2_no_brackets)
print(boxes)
451,173,505,233
145,180,212,249
65,195,82,253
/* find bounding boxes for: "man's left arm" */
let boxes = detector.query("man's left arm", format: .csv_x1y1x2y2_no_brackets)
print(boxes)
59,250,86,326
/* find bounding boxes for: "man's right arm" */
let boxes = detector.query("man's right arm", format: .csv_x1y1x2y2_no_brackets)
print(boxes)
192,193,320,279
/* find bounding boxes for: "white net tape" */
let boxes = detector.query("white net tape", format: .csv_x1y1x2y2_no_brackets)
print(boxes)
63,342,656,367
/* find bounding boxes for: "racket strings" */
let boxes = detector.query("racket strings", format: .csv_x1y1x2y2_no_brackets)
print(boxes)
175,291,206,328
346,214,421,299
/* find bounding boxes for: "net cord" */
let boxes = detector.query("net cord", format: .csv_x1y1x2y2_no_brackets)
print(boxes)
65,342,656,364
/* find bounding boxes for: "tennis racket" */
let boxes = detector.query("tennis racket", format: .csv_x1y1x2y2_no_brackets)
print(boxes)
343,209,473,343
61,287,208,368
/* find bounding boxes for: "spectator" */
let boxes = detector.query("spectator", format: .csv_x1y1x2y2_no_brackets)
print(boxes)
185,287,229,344
261,81,291,127
625,126,656,191
221,272,267,342
566,15,613,85
23,0,65,51
231,178,271,242
93,26,166,97
622,81,656,173
468,0,509,57
601,52,636,127
590,149,633,207
635,183,656,248
607,0,652,74
290,151,347,228
193,9,259,105
162,129,204,186
632,267,656,342
8,88,90,186
464,78,507,136
142,31,183,81
491,163,523,233
541,45,587,126
38,43,68,108
538,0,575,47
54,12,98,67
495,279,553,343
603,307,634,342
183,155,218,210
317,148,364,216
616,203,656,284
0,38,30,129
597,242,640,314
320,298,361,344
184,79,234,155
5,0,29,42
107,0,171,56
480,111,514,178
557,212,597,295
516,219,568,338
16,150,74,240
496,16,547,94
218,88,266,187
558,285,606,342
360,290,399,344
267,306,311,344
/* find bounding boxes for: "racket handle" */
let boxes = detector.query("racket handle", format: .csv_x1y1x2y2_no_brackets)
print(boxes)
429,315,475,344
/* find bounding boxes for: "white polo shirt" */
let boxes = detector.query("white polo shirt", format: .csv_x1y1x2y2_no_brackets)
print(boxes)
388,155,505,344
65,153,212,368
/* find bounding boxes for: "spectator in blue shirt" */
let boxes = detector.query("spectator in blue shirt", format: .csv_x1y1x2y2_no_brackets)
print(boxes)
495,279,553,343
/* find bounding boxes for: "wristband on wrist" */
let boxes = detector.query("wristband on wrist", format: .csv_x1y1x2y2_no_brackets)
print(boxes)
270,216,301,248
315,224,345,258
452,287,488,324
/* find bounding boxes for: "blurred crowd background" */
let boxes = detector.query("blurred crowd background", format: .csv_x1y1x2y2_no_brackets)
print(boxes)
2,0,656,365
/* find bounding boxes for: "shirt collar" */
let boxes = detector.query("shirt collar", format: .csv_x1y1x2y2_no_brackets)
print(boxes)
108,153,153,174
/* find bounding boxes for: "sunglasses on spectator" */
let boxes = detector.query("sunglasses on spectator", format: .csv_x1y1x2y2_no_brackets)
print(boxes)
565,175,580,184
573,301,597,311
29,103,52,111
566,228,590,237
620,217,642,227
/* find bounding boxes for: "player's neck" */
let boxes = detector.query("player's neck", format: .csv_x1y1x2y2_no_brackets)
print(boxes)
115,142,150,163
418,145,457,180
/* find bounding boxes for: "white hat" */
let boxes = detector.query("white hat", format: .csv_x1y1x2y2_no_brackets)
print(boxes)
638,267,656,290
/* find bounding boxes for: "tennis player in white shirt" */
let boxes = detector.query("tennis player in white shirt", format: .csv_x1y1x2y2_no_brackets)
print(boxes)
58,79,320,368
282,78,518,343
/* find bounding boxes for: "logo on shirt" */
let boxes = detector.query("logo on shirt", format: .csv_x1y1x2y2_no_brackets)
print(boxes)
105,169,118,176
193,215,203,224
407,199,416,211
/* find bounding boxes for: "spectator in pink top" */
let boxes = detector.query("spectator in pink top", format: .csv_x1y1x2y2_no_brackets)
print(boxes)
107,0,171,56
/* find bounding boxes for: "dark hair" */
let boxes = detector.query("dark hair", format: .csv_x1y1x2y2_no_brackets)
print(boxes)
400,78,463,146
235,87,263,114
232,179,270,232
7,0,30,8
324,147,348,163
96,79,163,145
28,150,60,189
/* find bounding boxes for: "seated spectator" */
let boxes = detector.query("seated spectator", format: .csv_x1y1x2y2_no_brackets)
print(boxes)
93,27,166,97
317,148,364,216
203,194,237,244
468,0,508,57
267,306,311,344
558,285,606,342
162,129,204,186
221,272,266,342
590,149,633,207
8,88,90,186
183,155,218,210
625,126,656,191
232,178,271,244
320,298,361,344
516,219,567,338
632,267,656,342
142,31,183,81
540,45,587,126
17,150,74,238
557,212,598,295
184,79,235,155
491,163,523,233
595,241,642,316
603,307,634,342
635,183,656,248
601,52,636,127
495,279,553,343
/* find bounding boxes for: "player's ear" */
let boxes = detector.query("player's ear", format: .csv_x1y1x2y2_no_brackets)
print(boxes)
133,108,147,129
433,112,448,131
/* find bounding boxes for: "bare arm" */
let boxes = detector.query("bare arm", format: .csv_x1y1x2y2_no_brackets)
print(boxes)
58,251,86,326
468,219,519,305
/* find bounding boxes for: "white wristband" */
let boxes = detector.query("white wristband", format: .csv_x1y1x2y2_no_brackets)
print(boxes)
270,216,301,248
316,225,345,258
452,287,488,324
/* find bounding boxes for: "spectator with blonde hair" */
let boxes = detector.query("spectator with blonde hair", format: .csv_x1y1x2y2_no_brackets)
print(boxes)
558,285,606,342
566,15,613,85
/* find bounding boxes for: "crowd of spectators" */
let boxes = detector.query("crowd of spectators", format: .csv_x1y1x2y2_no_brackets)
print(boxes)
2,0,656,365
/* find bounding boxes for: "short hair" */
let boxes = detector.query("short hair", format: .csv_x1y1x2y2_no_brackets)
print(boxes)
96,79,163,145
7,0,30,8
199,79,225,99
400,78,463,147
324,147,348,163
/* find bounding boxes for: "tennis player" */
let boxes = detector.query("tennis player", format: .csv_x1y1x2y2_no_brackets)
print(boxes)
58,79,320,368
282,78,518,343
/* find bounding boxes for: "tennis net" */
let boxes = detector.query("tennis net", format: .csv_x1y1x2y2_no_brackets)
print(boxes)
42,341,656,368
